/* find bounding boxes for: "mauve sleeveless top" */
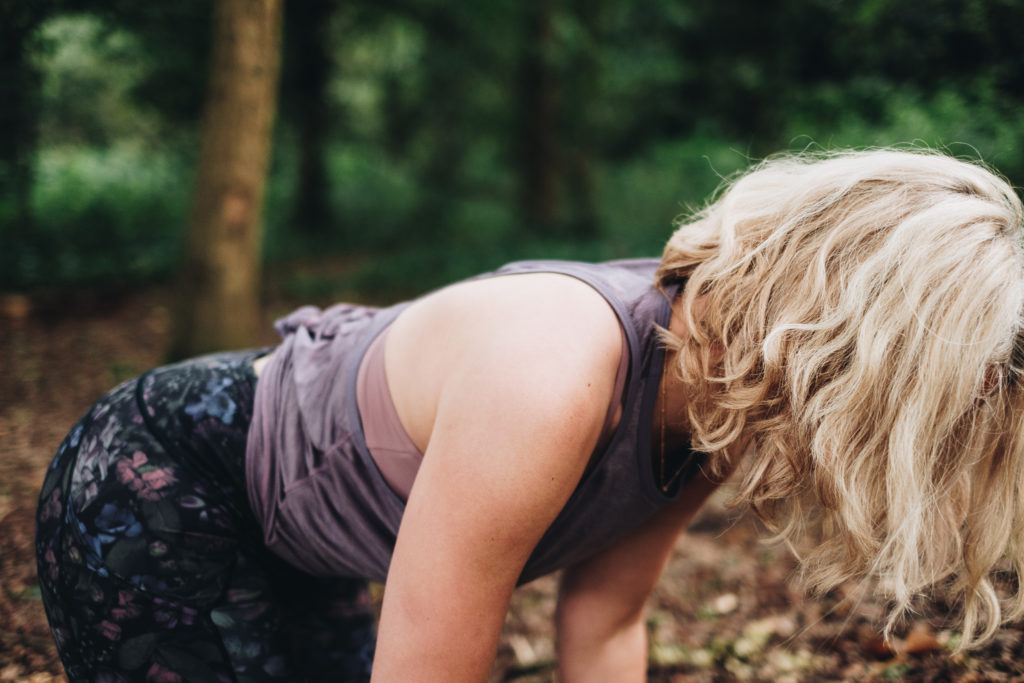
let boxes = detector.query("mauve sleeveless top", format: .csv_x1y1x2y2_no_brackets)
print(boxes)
246,259,691,583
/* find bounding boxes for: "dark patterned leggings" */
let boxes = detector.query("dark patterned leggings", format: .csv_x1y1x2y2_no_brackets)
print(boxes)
35,351,376,682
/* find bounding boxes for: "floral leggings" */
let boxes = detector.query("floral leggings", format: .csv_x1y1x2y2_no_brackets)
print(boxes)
35,351,376,682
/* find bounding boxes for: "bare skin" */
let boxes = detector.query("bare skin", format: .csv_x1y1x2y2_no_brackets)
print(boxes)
367,273,746,682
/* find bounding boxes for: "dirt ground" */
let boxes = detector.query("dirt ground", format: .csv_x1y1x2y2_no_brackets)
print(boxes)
3,288,1024,682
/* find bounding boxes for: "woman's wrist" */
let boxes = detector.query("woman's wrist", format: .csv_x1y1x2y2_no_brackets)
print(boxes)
557,612,647,683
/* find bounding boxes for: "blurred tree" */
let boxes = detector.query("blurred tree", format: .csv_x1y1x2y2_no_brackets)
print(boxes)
371,0,516,231
103,1,212,129
281,0,337,236
0,1,62,234
668,0,846,153
559,0,603,238
518,0,560,230
169,0,282,358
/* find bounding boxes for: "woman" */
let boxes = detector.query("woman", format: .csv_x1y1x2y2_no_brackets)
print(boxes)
36,148,1024,682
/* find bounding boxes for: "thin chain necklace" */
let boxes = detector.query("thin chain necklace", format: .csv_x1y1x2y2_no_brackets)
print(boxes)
658,350,687,493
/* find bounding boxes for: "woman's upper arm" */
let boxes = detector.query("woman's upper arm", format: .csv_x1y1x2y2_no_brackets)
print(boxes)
371,275,623,681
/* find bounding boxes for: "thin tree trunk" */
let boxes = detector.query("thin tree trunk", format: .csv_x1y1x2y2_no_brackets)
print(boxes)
169,0,283,359
564,0,600,238
519,0,560,230
287,0,334,236
0,18,40,234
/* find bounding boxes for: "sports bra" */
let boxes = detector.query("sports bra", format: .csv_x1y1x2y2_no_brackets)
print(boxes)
356,325,631,500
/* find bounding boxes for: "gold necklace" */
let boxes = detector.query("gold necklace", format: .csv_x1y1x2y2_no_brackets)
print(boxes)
659,351,688,493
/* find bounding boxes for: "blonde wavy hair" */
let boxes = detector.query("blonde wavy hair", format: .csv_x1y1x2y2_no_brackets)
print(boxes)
657,148,1024,648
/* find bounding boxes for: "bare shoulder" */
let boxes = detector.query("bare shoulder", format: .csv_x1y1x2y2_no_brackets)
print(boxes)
386,272,624,451
401,271,619,336
391,271,624,373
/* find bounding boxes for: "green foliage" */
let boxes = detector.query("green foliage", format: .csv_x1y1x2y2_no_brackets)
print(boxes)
6,0,1024,297
262,140,425,258
33,15,163,146
784,81,1024,181
2,143,188,289
599,137,751,256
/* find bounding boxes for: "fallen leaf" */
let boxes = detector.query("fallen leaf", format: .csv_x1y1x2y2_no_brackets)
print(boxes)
903,622,942,654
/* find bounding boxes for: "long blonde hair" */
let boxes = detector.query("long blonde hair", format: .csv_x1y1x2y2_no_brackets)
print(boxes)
657,148,1024,648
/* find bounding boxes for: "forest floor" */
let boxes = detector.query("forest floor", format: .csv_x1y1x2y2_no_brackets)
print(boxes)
3,287,1024,682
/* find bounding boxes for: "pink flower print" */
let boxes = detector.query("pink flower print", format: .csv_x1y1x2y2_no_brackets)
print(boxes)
44,548,58,582
145,663,183,683
115,463,143,494
39,489,62,522
111,590,143,621
139,468,176,499
116,452,177,501
153,598,198,629
116,455,144,491
95,620,122,641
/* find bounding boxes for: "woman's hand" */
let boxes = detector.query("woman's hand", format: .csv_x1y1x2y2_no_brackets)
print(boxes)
371,274,624,682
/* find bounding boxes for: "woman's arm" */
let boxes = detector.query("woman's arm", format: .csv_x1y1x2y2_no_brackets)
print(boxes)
555,469,725,683
371,275,624,682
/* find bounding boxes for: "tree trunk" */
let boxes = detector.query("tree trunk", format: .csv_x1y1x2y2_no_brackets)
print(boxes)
563,0,601,238
169,0,283,359
286,0,334,236
518,0,560,230
0,15,41,236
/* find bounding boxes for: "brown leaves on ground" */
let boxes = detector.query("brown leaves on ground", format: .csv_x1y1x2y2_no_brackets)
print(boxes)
3,289,1024,681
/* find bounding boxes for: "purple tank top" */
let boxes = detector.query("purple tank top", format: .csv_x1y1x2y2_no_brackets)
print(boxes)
246,259,688,582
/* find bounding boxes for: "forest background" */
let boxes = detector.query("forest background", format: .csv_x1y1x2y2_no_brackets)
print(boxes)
6,0,1024,315
5,0,1024,680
